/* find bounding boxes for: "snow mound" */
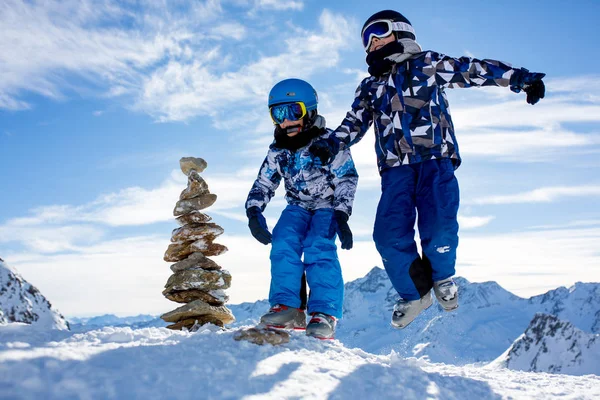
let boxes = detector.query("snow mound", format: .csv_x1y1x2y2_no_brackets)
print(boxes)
492,313,600,376
0,258,68,330
1,324,599,399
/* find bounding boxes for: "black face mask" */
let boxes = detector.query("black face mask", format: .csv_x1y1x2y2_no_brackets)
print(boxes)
366,40,405,77
273,124,325,151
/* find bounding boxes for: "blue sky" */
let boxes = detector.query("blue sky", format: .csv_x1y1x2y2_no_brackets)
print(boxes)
1,0,600,317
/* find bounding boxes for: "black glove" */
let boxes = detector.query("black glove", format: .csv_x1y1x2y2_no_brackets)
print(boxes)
510,70,546,105
247,207,272,245
309,139,336,165
523,79,545,105
334,210,353,250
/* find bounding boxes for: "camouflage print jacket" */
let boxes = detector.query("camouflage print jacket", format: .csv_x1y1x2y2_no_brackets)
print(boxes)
246,126,358,216
333,50,530,172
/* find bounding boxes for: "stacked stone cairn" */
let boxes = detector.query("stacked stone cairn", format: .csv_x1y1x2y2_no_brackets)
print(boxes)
160,157,235,330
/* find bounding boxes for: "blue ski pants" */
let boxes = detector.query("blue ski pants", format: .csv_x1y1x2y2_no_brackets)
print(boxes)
269,205,344,319
373,158,460,300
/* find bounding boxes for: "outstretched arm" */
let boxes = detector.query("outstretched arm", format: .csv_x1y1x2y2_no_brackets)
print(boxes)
309,78,375,164
425,51,545,104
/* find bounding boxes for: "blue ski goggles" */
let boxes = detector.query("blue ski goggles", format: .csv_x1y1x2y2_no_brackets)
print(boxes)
361,20,416,51
269,102,307,125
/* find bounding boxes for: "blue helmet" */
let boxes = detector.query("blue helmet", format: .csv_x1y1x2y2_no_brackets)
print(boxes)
268,78,318,111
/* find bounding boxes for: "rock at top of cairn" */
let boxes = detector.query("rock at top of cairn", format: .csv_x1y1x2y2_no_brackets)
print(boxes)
180,157,207,176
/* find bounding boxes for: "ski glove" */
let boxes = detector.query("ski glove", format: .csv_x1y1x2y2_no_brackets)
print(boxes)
523,79,545,105
309,138,339,166
509,70,546,105
247,206,272,245
334,210,353,250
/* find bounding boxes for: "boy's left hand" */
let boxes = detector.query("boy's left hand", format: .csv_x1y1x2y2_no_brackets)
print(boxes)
523,79,545,105
510,70,545,105
334,210,353,250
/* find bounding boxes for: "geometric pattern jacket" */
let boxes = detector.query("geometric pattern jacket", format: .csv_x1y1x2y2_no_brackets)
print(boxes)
246,121,358,216
332,50,529,172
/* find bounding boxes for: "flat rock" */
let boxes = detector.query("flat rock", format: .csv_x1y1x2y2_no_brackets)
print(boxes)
163,269,231,293
191,241,228,257
163,289,227,305
173,194,217,216
180,157,207,176
180,170,210,201
176,212,212,226
164,240,228,262
166,315,224,330
160,300,235,324
170,252,221,272
171,223,224,243
233,326,290,346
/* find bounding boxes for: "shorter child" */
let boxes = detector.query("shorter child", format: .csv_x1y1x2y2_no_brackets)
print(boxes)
246,78,358,339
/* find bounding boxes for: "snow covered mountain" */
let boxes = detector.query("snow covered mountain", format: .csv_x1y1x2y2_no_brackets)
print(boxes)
492,313,600,375
0,257,69,330
229,267,600,366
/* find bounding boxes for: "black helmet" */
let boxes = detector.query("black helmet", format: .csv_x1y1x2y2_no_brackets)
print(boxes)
362,10,416,41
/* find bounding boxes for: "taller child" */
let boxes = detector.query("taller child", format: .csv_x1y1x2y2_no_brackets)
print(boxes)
309,10,545,328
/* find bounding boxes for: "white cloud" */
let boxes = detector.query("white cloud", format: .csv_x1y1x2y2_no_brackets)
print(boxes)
458,215,495,229
210,22,248,40
5,224,600,316
457,226,600,297
137,9,353,121
0,0,228,113
470,185,600,205
255,0,304,11
5,173,184,229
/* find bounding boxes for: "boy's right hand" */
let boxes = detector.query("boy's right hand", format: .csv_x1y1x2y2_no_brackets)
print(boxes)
334,210,353,250
247,207,272,245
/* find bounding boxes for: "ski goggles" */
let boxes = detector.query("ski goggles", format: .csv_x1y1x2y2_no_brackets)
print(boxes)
361,19,415,51
269,102,307,125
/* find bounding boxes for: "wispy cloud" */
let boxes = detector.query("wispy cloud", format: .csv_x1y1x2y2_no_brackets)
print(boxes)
1,1,352,123
470,185,600,205
255,0,304,11
137,10,353,121
458,215,495,229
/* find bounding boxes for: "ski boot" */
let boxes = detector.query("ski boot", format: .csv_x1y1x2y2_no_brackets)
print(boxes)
434,278,458,311
260,304,306,330
391,291,433,329
306,312,337,340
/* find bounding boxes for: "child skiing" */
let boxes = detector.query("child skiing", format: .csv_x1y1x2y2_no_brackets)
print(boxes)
246,78,358,339
308,10,546,329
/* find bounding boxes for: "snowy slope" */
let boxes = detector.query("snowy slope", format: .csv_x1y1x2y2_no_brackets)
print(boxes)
0,323,598,399
491,313,600,375
68,314,165,332
0,258,69,330
227,267,600,365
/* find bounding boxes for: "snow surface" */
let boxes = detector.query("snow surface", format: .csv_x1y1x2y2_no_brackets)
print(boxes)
1,323,599,400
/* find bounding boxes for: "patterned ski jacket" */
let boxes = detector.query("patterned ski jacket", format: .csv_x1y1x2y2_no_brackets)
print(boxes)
246,124,358,216
333,50,530,172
